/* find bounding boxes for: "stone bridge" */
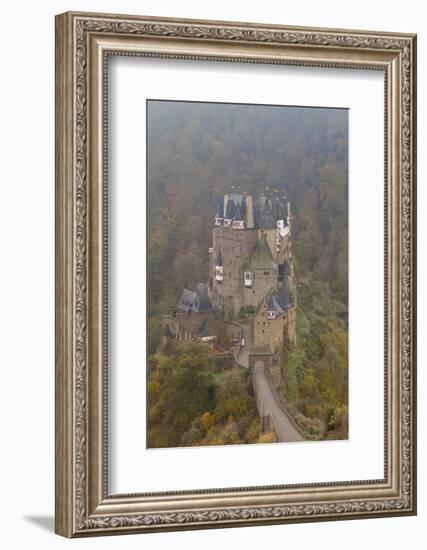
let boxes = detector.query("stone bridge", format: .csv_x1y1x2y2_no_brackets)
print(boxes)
252,361,304,443
235,323,304,443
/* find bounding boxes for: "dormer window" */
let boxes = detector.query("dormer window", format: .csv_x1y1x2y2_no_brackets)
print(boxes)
244,271,253,287
232,219,245,229
215,265,224,282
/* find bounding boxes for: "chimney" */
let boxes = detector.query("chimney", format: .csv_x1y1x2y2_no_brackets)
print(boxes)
246,195,255,228
223,194,229,220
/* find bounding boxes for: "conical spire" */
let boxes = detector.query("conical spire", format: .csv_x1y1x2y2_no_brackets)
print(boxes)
261,198,275,229
215,199,224,218
277,278,292,310
233,202,244,222
244,235,275,270
225,199,235,220
267,292,284,315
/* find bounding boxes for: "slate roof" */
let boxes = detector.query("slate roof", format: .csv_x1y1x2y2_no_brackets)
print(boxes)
225,199,235,219
216,192,289,229
177,289,196,312
177,284,213,314
233,202,244,222
260,198,276,229
192,283,214,313
215,197,224,218
256,281,292,320
276,277,292,310
252,201,261,228
278,260,291,281
244,236,276,270
228,193,245,206
267,292,284,315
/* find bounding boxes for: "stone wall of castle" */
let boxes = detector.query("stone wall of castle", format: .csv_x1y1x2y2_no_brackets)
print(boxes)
253,301,286,354
285,307,297,346
210,226,258,318
183,193,298,363
252,293,297,354
210,229,292,317
174,310,216,340
242,268,277,310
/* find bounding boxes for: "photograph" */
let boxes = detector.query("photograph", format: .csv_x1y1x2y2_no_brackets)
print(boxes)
53,9,416,538
147,100,349,448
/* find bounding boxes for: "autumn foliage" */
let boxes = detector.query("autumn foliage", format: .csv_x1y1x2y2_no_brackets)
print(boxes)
147,343,261,448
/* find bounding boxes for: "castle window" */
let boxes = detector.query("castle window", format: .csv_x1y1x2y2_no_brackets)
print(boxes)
244,271,253,287
264,271,270,276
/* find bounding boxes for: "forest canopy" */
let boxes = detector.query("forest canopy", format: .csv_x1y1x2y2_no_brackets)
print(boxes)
147,100,348,317
147,100,348,445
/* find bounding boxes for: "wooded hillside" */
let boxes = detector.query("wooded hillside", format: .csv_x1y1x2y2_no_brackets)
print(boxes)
147,100,348,445
147,100,348,317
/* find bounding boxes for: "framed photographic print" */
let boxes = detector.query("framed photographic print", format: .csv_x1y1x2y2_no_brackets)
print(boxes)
55,11,417,537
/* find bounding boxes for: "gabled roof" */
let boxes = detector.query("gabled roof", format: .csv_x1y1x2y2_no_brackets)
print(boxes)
244,236,276,270
260,198,276,229
278,260,291,281
215,197,224,218
177,284,214,313
228,193,245,206
252,201,261,228
225,199,235,219
177,289,196,312
192,283,214,313
262,198,272,213
277,277,292,310
272,196,287,220
233,202,244,222
267,293,284,315
216,192,290,229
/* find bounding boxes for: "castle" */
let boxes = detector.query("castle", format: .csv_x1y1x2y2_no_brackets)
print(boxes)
164,191,297,362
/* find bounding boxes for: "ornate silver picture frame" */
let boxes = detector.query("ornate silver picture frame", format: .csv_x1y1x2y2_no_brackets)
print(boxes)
55,11,417,537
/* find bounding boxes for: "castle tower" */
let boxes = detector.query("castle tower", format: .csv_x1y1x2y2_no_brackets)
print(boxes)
209,191,296,334
170,190,297,353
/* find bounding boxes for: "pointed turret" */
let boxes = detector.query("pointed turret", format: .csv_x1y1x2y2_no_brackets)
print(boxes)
261,198,275,229
214,197,224,226
277,277,292,310
266,291,284,320
232,202,245,229
193,283,213,313
224,199,235,227
244,235,275,270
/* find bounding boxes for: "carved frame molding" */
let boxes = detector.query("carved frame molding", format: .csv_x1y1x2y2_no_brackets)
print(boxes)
55,11,416,537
